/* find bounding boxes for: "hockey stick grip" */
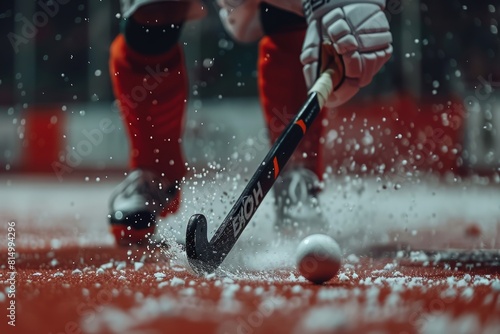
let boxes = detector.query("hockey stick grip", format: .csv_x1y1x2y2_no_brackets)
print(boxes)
309,69,335,109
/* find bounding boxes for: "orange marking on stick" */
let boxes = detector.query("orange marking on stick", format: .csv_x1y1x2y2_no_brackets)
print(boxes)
295,120,307,134
273,157,279,179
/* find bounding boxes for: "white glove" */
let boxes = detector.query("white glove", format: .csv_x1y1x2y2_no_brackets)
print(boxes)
301,0,393,107
217,0,264,43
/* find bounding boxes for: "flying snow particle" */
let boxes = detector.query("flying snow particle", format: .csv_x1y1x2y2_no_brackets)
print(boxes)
203,58,214,68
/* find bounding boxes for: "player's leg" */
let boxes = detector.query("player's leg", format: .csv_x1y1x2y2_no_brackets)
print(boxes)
258,4,327,236
108,1,198,246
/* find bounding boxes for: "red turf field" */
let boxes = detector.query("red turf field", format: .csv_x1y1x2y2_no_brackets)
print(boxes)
1,177,500,334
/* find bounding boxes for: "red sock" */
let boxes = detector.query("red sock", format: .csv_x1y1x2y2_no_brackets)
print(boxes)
258,30,325,180
109,34,188,184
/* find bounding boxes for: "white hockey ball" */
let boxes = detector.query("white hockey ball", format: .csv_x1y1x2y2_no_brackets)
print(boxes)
295,234,342,284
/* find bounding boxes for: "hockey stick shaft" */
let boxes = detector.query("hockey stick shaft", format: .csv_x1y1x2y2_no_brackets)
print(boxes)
186,70,335,274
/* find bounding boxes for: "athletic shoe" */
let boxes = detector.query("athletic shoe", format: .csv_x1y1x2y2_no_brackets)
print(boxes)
108,169,180,246
273,168,327,237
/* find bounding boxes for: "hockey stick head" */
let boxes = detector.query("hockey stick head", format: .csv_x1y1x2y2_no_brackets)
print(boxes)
186,213,217,274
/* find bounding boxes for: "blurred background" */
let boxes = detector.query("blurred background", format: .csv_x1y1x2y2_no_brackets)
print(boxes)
0,0,499,182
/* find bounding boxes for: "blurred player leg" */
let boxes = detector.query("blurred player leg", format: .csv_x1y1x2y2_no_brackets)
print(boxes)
258,4,327,236
108,1,201,246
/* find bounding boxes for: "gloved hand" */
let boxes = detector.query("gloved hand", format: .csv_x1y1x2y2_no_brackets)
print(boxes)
301,0,393,107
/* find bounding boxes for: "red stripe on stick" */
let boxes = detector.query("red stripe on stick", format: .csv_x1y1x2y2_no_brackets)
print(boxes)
295,120,306,134
273,157,279,179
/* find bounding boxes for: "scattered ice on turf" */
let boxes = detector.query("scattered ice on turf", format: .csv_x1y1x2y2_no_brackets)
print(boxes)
457,278,468,288
473,276,491,286
222,277,234,284
420,314,481,334
72,269,83,276
179,287,196,296
153,272,166,280
170,277,185,287
461,285,475,299
158,281,169,289
100,262,114,270
385,277,406,287
134,262,144,271
134,292,144,302
204,273,216,280
297,305,349,332
221,284,239,299
407,277,425,288
217,298,243,314
360,277,372,285
115,262,126,271
383,263,396,271
338,273,350,282
483,294,494,305
441,288,457,299
410,251,429,263
171,266,185,272
317,287,349,301
385,291,400,308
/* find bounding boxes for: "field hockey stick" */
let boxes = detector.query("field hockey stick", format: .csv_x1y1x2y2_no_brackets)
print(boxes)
186,69,337,274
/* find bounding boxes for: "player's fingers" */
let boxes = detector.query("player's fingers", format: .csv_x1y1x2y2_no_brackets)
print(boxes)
301,22,322,87
343,51,362,79
302,21,321,53
300,45,320,66
359,52,379,87
357,31,392,53
326,78,359,108
300,44,320,88
373,45,393,73
353,7,389,33
332,34,358,55
303,61,319,88
323,9,348,40
320,42,345,89
328,6,391,54
357,44,392,87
